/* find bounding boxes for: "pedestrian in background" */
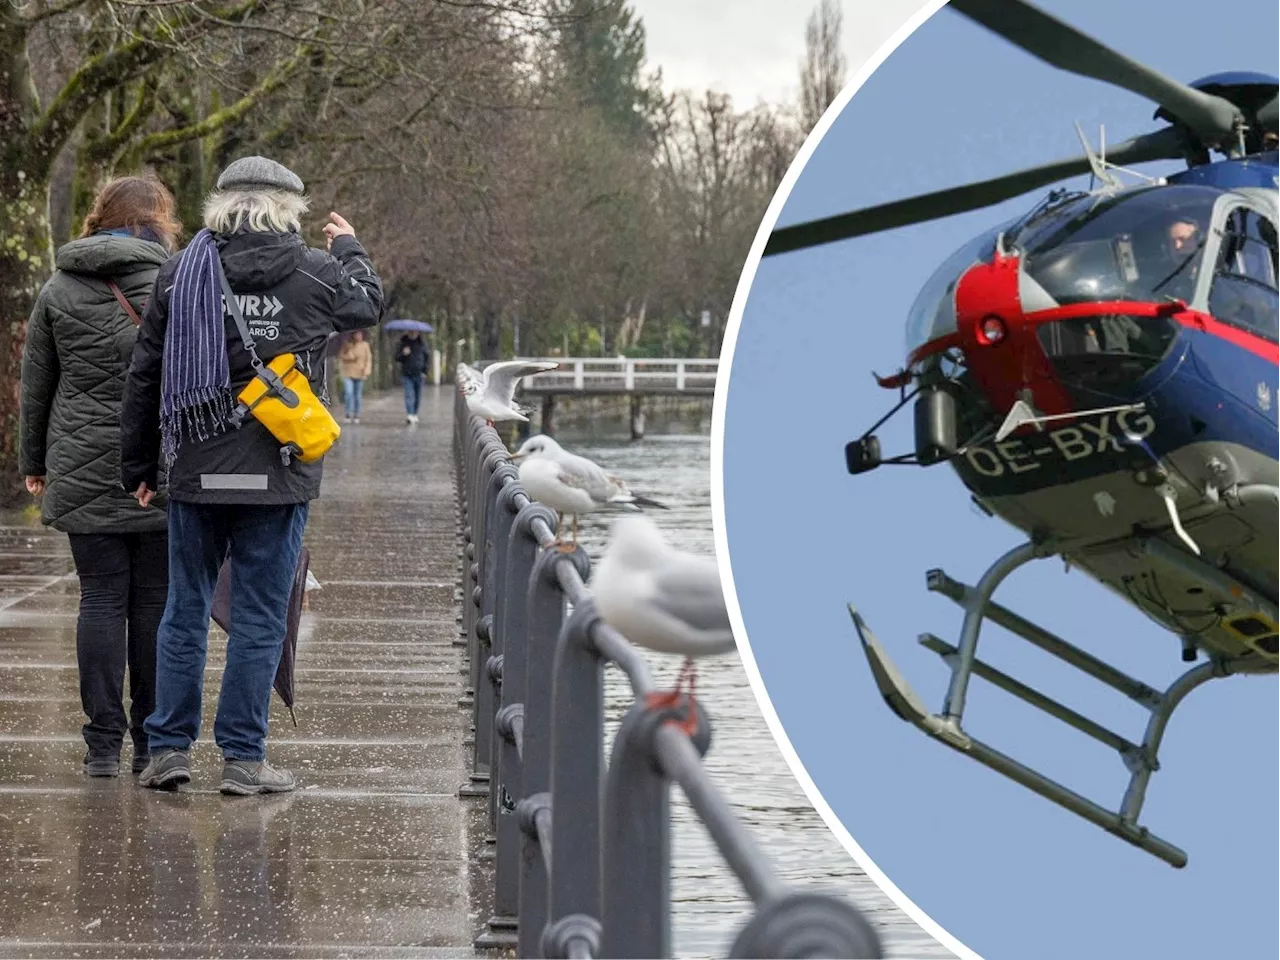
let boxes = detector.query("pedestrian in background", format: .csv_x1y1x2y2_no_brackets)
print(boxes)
396,330,427,424
338,330,373,423
120,156,384,795
19,176,180,778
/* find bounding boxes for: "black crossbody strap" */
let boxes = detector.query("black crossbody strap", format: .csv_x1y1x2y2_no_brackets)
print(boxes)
214,254,296,405
214,256,264,368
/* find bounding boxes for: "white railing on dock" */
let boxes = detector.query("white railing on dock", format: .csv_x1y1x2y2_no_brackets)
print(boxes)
506,357,719,395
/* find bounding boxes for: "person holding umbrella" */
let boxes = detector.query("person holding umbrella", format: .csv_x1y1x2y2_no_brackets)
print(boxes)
390,320,431,424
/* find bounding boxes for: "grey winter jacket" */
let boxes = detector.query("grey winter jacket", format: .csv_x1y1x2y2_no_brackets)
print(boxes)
19,234,170,534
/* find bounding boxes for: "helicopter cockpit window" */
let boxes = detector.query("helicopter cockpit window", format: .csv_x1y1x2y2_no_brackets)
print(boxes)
1019,185,1220,307
1218,207,1277,284
1208,207,1279,342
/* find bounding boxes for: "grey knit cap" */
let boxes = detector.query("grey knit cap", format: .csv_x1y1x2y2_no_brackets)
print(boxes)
215,156,305,194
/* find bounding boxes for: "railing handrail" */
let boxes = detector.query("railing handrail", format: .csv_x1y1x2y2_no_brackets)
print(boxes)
451,389,883,959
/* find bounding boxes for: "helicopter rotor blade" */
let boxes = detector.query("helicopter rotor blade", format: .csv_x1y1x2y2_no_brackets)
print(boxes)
763,127,1183,257
950,0,1243,148
1257,94,1278,134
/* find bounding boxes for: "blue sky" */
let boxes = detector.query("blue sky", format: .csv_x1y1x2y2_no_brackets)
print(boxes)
721,1,1279,958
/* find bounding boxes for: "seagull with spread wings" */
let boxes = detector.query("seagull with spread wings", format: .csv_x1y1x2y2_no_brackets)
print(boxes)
460,360,558,426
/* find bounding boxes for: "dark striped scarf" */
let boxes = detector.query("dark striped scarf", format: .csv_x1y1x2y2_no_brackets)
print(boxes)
161,228,234,466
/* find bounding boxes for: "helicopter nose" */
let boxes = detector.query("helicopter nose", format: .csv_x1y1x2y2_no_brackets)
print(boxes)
951,253,1077,421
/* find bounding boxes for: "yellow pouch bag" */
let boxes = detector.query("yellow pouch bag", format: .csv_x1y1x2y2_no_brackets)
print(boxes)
236,353,340,464
218,259,340,466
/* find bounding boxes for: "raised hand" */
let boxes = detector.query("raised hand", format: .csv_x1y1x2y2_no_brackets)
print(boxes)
322,212,356,250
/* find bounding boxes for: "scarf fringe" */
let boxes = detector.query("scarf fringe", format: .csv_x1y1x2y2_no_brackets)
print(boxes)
161,388,236,469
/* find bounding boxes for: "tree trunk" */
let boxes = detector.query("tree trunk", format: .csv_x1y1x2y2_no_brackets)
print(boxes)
480,303,501,361
0,156,54,496
1,23,54,495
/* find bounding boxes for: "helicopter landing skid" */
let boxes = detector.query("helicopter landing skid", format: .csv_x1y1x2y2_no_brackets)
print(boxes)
851,541,1241,869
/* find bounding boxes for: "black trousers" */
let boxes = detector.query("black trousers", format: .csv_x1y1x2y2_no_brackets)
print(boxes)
67,531,169,759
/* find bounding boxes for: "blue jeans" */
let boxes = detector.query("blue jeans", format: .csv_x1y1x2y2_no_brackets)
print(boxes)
403,374,423,415
145,501,308,761
342,377,365,418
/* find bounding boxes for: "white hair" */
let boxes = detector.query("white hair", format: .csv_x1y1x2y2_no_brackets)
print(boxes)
202,188,310,234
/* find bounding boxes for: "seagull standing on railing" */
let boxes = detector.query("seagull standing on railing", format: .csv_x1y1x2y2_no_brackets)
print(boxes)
460,360,558,427
511,434,668,548
591,516,735,658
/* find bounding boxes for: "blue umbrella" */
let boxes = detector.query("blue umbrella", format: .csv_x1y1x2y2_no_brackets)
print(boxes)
384,318,434,333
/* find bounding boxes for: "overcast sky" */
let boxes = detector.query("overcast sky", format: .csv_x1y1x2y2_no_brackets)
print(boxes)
630,0,933,108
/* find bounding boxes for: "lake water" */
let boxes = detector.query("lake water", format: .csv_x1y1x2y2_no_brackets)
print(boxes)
549,404,952,960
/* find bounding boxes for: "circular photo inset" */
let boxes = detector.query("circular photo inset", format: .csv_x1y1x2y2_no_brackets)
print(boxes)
716,1,1279,958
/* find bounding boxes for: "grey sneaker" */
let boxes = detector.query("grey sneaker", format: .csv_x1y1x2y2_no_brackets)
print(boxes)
220,759,296,795
138,749,191,790
84,756,120,778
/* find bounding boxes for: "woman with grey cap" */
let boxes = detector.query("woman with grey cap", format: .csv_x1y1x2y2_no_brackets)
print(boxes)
120,155,385,795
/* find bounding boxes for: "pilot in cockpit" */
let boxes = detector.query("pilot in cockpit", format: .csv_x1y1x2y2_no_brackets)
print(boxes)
1076,214,1203,356
1150,215,1206,303
1165,218,1200,258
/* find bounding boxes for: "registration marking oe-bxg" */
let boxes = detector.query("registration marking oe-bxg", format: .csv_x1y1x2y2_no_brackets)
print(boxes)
964,409,1157,478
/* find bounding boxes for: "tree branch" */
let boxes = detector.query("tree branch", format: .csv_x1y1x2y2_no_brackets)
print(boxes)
12,0,95,26
80,76,157,164
136,44,311,154
29,0,264,173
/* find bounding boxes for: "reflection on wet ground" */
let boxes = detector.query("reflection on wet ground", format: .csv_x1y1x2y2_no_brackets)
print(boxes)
0,390,476,959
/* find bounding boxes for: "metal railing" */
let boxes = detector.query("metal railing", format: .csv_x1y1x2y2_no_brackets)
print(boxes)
452,389,883,959
512,357,718,395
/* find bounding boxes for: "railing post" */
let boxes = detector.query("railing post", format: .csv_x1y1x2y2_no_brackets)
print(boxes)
461,419,489,667
624,359,635,391
484,482,529,831
517,544,590,959
574,360,584,391
453,396,470,653
462,442,508,794
676,361,685,391
545,601,605,955
601,695,708,958
469,461,518,799
478,499,557,950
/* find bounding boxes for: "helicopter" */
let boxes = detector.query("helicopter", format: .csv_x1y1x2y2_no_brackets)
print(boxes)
761,0,1278,869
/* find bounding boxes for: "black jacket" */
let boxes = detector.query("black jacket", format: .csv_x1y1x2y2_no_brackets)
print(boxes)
19,234,170,534
120,231,383,504
396,334,428,378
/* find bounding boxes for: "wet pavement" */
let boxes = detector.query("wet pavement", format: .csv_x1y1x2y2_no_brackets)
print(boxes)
0,389,480,958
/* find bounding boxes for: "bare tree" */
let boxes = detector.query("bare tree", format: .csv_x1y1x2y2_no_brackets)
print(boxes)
0,0,547,482
798,0,846,134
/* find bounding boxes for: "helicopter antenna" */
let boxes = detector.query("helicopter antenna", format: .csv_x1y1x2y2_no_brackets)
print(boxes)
1073,121,1165,189
1074,121,1123,191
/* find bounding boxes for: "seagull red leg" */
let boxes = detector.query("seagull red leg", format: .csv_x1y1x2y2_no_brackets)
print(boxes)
555,514,579,553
